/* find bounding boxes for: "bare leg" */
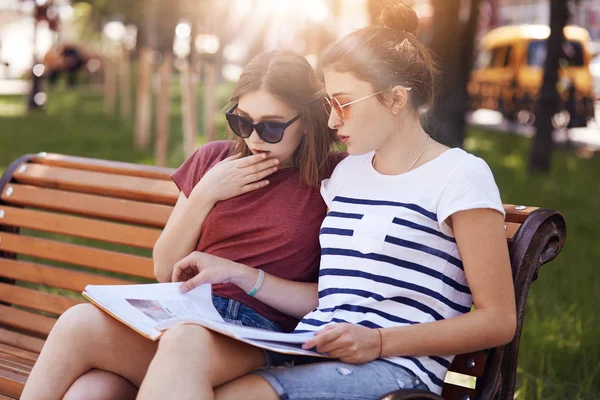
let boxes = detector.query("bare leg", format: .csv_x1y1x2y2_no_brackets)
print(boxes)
21,304,158,400
63,369,137,400
137,324,266,400
215,374,279,400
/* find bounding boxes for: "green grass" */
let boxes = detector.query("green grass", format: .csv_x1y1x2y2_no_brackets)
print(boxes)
464,130,600,400
1,87,598,399
0,81,234,173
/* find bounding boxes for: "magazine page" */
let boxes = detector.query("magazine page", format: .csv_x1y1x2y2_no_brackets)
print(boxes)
83,282,225,340
85,282,225,323
234,337,328,357
83,282,328,356
82,290,160,339
155,317,314,343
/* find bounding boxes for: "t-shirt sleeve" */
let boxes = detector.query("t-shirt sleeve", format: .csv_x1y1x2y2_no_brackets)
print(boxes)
171,141,230,198
437,155,505,234
320,154,349,208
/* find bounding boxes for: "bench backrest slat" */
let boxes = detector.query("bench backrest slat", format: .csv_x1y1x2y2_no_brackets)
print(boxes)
0,259,131,292
0,305,56,337
13,163,178,205
0,283,83,315
1,184,172,228
0,206,161,249
30,153,173,180
0,232,155,279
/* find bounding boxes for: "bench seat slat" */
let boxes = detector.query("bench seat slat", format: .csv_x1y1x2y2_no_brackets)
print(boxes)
0,369,25,399
0,283,82,315
0,354,34,372
0,206,161,250
0,344,38,363
0,232,155,279
13,164,178,205
0,259,132,292
0,364,29,379
0,329,44,354
0,306,56,338
1,184,172,228
31,153,173,180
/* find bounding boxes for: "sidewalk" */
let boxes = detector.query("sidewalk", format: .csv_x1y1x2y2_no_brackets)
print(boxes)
0,79,29,95
467,102,600,151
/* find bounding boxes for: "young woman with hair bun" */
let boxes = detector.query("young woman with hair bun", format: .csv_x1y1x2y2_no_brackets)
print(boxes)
210,2,516,398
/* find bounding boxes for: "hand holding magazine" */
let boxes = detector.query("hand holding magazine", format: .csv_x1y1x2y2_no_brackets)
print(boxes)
82,282,325,357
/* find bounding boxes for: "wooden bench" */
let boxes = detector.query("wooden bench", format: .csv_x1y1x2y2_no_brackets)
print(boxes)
0,153,566,400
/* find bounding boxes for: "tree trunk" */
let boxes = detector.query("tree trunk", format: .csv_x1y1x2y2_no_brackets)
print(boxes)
427,0,480,148
528,0,569,174
103,55,117,115
182,17,199,158
134,47,154,149
181,62,196,158
119,45,132,120
155,52,173,167
203,61,218,142
152,1,179,165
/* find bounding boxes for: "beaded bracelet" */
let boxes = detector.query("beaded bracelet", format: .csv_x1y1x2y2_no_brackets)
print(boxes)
247,269,265,297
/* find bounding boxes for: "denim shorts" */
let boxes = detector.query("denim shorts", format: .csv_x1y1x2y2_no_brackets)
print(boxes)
212,295,282,332
255,356,430,400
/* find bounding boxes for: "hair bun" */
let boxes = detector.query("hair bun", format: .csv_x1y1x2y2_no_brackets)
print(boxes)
380,1,419,36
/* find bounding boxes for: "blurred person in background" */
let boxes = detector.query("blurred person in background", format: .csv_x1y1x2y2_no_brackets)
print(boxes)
43,42,91,88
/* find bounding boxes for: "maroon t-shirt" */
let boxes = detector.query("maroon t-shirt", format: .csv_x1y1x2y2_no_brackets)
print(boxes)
171,141,347,332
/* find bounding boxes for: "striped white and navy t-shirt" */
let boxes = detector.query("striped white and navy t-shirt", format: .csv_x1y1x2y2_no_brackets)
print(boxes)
294,148,505,394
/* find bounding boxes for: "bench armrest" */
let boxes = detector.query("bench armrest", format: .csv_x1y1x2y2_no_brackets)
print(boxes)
488,208,567,400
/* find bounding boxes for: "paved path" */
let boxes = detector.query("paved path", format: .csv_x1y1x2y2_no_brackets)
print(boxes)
0,79,28,95
467,102,600,151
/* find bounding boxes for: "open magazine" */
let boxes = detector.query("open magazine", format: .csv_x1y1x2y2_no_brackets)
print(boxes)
82,282,326,357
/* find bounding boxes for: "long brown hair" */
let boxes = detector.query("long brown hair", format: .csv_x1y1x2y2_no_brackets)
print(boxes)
318,1,438,114
226,50,337,187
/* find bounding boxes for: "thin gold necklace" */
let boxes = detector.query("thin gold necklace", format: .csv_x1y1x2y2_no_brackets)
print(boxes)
404,134,431,174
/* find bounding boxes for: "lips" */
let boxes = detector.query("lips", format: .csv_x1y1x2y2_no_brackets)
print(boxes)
250,149,270,156
337,134,349,144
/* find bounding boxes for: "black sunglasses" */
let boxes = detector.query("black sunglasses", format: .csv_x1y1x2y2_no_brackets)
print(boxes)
225,105,300,144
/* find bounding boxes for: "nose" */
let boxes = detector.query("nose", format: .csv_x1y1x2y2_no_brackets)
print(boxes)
327,110,343,130
248,128,264,144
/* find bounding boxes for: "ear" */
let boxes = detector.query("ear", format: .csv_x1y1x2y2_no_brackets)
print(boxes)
390,85,410,114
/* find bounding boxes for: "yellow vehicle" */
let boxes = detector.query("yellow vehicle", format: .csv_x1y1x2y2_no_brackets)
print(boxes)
469,25,595,127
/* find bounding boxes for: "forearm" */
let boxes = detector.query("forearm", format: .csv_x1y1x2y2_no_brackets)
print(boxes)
381,308,516,358
232,266,318,319
153,192,215,282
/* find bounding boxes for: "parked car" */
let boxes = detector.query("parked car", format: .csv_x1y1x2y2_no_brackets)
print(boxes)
469,25,595,128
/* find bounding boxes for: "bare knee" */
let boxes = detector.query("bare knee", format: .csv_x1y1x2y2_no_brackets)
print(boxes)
43,303,123,361
63,369,137,400
157,324,213,355
45,303,104,346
